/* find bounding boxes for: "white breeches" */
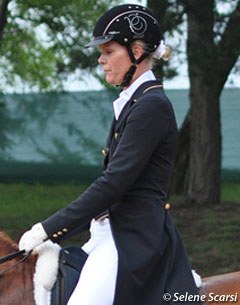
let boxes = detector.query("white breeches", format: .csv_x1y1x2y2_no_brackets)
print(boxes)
67,218,118,305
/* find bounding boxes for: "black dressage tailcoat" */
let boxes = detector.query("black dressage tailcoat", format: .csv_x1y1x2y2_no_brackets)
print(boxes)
42,80,202,305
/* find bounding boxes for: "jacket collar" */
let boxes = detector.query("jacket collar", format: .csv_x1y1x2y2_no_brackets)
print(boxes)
113,70,156,120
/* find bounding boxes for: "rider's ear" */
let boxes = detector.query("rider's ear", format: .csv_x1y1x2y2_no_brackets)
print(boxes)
131,43,144,60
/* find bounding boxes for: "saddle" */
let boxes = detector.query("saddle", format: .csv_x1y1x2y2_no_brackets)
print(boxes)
50,245,88,305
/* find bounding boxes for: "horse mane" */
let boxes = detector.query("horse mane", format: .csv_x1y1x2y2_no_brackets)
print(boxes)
0,230,19,255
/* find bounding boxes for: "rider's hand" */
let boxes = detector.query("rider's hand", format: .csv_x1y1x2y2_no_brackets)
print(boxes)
19,223,48,252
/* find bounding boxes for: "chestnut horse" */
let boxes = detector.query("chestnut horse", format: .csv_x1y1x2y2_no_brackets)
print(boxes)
0,230,240,305
200,271,240,305
0,231,36,305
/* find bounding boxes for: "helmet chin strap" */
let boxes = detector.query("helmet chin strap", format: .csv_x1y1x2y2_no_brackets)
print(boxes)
120,44,150,87
120,65,137,87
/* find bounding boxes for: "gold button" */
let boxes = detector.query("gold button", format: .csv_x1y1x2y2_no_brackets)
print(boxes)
114,132,119,139
165,203,171,210
63,228,68,233
53,233,58,238
101,148,109,156
57,231,63,236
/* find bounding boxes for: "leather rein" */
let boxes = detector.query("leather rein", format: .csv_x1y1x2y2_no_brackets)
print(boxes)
0,250,32,276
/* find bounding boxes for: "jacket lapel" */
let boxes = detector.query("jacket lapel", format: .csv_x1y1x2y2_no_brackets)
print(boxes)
104,80,163,164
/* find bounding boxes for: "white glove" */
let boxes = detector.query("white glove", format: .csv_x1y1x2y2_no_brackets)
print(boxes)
19,223,48,252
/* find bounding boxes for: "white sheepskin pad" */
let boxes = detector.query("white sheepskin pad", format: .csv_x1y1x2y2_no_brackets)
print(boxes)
33,240,61,305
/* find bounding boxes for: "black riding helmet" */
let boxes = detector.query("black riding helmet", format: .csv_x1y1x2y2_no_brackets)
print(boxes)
85,4,162,86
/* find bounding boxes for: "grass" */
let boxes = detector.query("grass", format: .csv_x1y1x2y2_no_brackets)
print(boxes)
221,181,240,202
0,183,86,239
0,182,240,278
172,200,240,277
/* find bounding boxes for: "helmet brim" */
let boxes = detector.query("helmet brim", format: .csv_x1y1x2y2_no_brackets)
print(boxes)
85,34,114,48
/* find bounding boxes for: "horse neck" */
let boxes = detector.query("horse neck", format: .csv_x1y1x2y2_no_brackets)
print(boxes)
0,231,36,305
0,259,36,305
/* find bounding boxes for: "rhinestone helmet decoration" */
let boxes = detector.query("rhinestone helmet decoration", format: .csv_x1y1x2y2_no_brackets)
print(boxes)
86,4,162,52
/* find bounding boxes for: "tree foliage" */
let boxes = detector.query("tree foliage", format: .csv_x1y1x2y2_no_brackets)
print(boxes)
0,0,118,91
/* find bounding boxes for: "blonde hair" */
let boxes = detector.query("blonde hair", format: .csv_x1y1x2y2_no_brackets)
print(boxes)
160,45,171,61
132,40,172,62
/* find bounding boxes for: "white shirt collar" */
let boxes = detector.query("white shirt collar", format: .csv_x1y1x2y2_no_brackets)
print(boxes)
113,70,156,120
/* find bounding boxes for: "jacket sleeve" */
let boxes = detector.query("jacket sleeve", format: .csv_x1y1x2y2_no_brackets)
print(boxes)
41,94,174,242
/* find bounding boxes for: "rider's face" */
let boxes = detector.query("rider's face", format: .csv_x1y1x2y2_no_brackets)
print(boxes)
98,41,132,86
